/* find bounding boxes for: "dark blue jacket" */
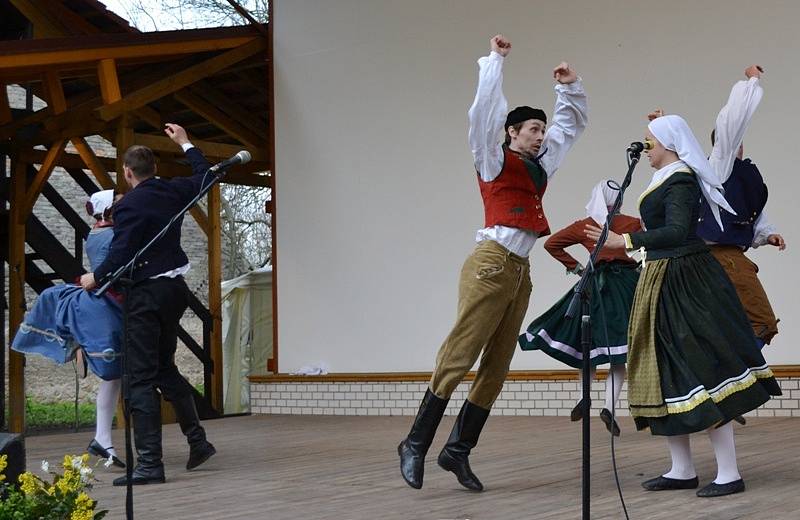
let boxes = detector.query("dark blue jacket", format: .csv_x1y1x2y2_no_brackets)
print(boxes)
697,158,768,248
94,147,211,283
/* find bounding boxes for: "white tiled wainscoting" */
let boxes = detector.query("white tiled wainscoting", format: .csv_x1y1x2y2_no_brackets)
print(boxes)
250,377,800,417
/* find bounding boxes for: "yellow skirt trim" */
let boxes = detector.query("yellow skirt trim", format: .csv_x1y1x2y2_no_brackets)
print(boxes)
663,367,775,415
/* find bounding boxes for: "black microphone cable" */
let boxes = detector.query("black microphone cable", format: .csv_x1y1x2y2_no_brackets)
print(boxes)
592,172,632,520
593,272,631,520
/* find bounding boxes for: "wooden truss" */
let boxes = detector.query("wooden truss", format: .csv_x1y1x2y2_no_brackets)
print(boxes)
0,0,275,432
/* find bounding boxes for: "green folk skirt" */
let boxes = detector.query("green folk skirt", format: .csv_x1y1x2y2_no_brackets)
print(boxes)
627,251,782,436
518,261,639,369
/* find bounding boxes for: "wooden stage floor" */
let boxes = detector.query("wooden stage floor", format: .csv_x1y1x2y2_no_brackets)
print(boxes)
24,414,800,519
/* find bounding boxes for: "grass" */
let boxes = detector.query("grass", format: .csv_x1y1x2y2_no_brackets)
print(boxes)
24,397,96,432
5,383,207,432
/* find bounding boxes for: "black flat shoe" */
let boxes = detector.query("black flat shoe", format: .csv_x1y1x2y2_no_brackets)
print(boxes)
642,475,699,491
696,479,745,497
733,415,747,426
599,408,621,437
570,399,585,422
87,439,125,468
112,465,165,486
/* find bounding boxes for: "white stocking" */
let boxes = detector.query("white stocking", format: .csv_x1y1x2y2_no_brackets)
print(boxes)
604,364,626,411
707,422,741,484
663,434,696,480
95,378,121,458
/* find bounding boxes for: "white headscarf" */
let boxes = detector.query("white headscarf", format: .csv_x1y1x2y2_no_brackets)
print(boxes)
585,180,618,226
86,189,115,219
647,115,734,230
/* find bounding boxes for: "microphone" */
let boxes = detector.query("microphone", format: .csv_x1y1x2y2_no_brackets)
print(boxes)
209,150,252,172
628,140,653,153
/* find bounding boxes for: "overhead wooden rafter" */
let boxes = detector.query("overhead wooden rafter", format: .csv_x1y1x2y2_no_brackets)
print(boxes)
16,147,272,187
96,38,267,122
0,26,262,72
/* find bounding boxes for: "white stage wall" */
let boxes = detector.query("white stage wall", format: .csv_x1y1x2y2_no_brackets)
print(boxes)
273,0,799,372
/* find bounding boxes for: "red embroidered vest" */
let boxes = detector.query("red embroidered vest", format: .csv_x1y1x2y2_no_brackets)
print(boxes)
477,147,550,236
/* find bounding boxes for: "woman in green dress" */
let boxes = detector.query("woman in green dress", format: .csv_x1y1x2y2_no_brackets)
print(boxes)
586,115,781,498
519,180,642,436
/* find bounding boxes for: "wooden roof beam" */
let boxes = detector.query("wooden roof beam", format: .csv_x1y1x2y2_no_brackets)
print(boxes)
0,28,264,70
132,133,269,163
36,0,105,35
10,0,103,38
15,148,272,188
1,57,184,143
9,0,71,39
97,38,267,122
132,107,163,130
191,80,268,132
173,87,265,151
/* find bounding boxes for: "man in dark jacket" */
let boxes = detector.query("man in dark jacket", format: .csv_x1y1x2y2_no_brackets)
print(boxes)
81,123,216,485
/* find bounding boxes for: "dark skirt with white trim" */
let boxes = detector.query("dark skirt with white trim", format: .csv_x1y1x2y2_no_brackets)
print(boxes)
518,261,638,368
628,251,781,436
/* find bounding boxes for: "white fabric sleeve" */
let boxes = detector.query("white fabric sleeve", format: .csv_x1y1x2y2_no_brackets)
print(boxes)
709,78,763,184
467,52,508,182
538,79,588,179
751,209,778,248
181,142,195,152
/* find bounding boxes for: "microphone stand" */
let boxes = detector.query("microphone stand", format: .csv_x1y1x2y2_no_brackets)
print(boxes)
564,147,642,520
96,164,229,520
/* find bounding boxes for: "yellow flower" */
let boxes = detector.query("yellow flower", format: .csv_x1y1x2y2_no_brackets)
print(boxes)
75,492,93,510
18,472,39,495
46,485,56,496
56,470,78,494
70,510,93,520
63,454,73,469
0,454,7,471
0,474,5,482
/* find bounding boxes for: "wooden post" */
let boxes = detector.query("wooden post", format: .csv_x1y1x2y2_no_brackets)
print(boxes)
207,184,224,412
267,0,278,373
8,158,27,433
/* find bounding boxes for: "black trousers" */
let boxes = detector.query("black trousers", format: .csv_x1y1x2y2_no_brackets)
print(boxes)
126,276,195,418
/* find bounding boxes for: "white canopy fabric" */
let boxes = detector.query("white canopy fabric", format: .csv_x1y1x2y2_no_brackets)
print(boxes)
221,266,273,414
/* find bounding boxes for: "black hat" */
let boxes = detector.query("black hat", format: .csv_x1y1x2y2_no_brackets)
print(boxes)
505,106,547,130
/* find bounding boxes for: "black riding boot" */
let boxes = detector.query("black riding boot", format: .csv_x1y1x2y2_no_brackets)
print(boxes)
398,389,448,489
437,400,490,491
171,395,216,470
113,412,165,486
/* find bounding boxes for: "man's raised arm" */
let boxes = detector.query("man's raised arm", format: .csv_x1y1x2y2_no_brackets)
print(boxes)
539,61,587,178
468,35,510,182
709,65,764,183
